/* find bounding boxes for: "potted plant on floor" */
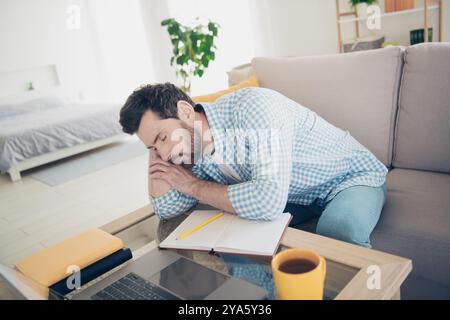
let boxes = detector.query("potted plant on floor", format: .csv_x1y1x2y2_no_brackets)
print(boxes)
161,18,220,95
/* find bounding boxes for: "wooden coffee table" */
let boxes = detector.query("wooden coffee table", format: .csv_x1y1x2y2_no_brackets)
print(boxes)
99,204,412,300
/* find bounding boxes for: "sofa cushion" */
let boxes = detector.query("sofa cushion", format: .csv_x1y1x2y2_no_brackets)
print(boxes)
371,168,450,295
252,47,404,167
393,43,450,173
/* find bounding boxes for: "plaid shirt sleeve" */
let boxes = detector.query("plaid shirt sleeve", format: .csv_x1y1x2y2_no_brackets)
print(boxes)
149,188,198,220
227,90,294,221
149,168,213,219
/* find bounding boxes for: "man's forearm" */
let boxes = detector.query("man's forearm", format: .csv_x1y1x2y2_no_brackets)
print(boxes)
185,180,236,214
148,154,236,213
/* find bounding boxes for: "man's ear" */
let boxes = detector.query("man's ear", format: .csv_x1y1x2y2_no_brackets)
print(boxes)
176,100,195,123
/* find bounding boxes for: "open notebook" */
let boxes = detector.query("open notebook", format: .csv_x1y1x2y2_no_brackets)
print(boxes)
159,210,292,257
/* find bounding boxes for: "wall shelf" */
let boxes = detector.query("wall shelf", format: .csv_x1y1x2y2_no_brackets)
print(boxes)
338,5,439,24
335,0,443,53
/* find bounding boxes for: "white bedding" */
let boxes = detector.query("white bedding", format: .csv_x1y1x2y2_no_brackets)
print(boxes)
0,100,123,173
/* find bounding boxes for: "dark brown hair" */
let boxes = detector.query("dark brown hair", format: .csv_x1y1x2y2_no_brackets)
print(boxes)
119,83,195,134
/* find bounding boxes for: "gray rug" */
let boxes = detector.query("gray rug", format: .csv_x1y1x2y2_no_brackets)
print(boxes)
27,140,147,186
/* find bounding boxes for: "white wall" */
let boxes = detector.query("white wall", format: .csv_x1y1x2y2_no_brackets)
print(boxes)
0,0,257,99
87,0,155,102
249,0,339,57
139,0,179,86
0,0,158,102
1,0,448,101
0,0,105,100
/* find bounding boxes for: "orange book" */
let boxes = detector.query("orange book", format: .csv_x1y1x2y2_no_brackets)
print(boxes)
396,0,414,11
15,229,124,287
385,0,396,12
386,0,414,12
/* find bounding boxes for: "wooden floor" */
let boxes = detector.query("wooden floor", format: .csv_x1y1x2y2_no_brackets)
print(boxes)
0,148,149,268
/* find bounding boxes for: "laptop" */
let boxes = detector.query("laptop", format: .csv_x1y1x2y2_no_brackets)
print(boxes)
0,248,267,300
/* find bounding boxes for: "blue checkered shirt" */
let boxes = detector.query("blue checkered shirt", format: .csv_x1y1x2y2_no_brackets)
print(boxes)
150,88,387,221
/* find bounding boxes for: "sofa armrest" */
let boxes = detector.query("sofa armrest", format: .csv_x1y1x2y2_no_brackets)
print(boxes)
227,62,253,87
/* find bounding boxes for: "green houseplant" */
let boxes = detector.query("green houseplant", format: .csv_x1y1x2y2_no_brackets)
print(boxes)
349,0,378,19
161,18,220,94
348,0,377,7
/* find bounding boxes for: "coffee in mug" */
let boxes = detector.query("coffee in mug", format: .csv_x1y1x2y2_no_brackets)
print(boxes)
271,248,326,300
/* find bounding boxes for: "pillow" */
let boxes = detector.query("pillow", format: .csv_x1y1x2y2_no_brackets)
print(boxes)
0,96,67,118
192,75,259,103
0,85,80,106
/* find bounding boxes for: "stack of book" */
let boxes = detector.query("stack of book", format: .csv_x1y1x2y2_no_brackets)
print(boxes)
15,229,132,297
385,0,414,13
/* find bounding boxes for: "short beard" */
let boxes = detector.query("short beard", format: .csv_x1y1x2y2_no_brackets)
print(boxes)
178,122,202,168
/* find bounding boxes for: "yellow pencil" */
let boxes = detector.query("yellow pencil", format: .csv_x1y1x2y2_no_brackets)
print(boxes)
177,212,225,240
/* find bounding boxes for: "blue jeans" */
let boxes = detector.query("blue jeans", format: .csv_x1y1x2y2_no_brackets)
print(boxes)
284,184,387,248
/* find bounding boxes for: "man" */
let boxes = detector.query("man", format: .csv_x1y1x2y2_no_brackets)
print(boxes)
119,83,387,248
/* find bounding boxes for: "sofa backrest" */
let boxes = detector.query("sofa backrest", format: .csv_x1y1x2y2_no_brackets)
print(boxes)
251,47,404,167
393,43,450,173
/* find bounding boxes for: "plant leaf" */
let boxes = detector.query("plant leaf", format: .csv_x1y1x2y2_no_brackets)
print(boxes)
161,17,219,80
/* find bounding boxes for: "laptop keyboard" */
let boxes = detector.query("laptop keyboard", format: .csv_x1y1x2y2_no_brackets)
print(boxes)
91,272,180,300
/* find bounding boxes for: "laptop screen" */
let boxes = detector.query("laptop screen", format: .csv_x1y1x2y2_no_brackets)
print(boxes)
149,257,229,299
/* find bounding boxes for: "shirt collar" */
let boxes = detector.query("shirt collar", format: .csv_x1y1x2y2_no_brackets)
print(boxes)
194,102,226,164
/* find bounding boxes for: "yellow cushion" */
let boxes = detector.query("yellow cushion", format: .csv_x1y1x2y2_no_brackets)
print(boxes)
193,75,259,103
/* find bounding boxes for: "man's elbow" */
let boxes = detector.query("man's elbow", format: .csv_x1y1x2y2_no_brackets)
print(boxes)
256,184,288,220
150,195,191,220
258,201,286,221
154,208,173,220
229,180,289,220
248,193,287,221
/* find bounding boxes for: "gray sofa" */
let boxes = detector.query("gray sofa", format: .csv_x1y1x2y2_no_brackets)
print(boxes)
227,43,450,299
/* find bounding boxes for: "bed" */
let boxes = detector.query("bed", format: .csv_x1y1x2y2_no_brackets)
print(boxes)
0,95,126,182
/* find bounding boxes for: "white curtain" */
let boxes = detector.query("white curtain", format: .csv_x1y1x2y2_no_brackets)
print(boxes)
87,0,259,99
164,0,257,95
87,0,156,102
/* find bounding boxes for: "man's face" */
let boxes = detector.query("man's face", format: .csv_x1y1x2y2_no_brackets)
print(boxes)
137,109,195,165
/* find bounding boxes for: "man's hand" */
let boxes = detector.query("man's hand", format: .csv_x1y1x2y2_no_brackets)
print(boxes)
149,156,236,214
149,158,199,195
148,151,171,197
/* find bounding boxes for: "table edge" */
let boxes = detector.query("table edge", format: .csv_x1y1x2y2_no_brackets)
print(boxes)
100,205,412,300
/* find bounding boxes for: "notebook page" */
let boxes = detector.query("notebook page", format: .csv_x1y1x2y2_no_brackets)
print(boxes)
214,213,292,256
159,210,235,250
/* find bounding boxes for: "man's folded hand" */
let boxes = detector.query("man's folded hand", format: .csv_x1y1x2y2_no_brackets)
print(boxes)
148,152,171,197
149,158,199,195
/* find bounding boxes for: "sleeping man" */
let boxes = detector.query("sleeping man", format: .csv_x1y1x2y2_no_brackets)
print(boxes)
119,83,387,248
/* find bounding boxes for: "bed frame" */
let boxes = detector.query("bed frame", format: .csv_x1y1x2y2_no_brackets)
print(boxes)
1,65,129,182
6,134,126,182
